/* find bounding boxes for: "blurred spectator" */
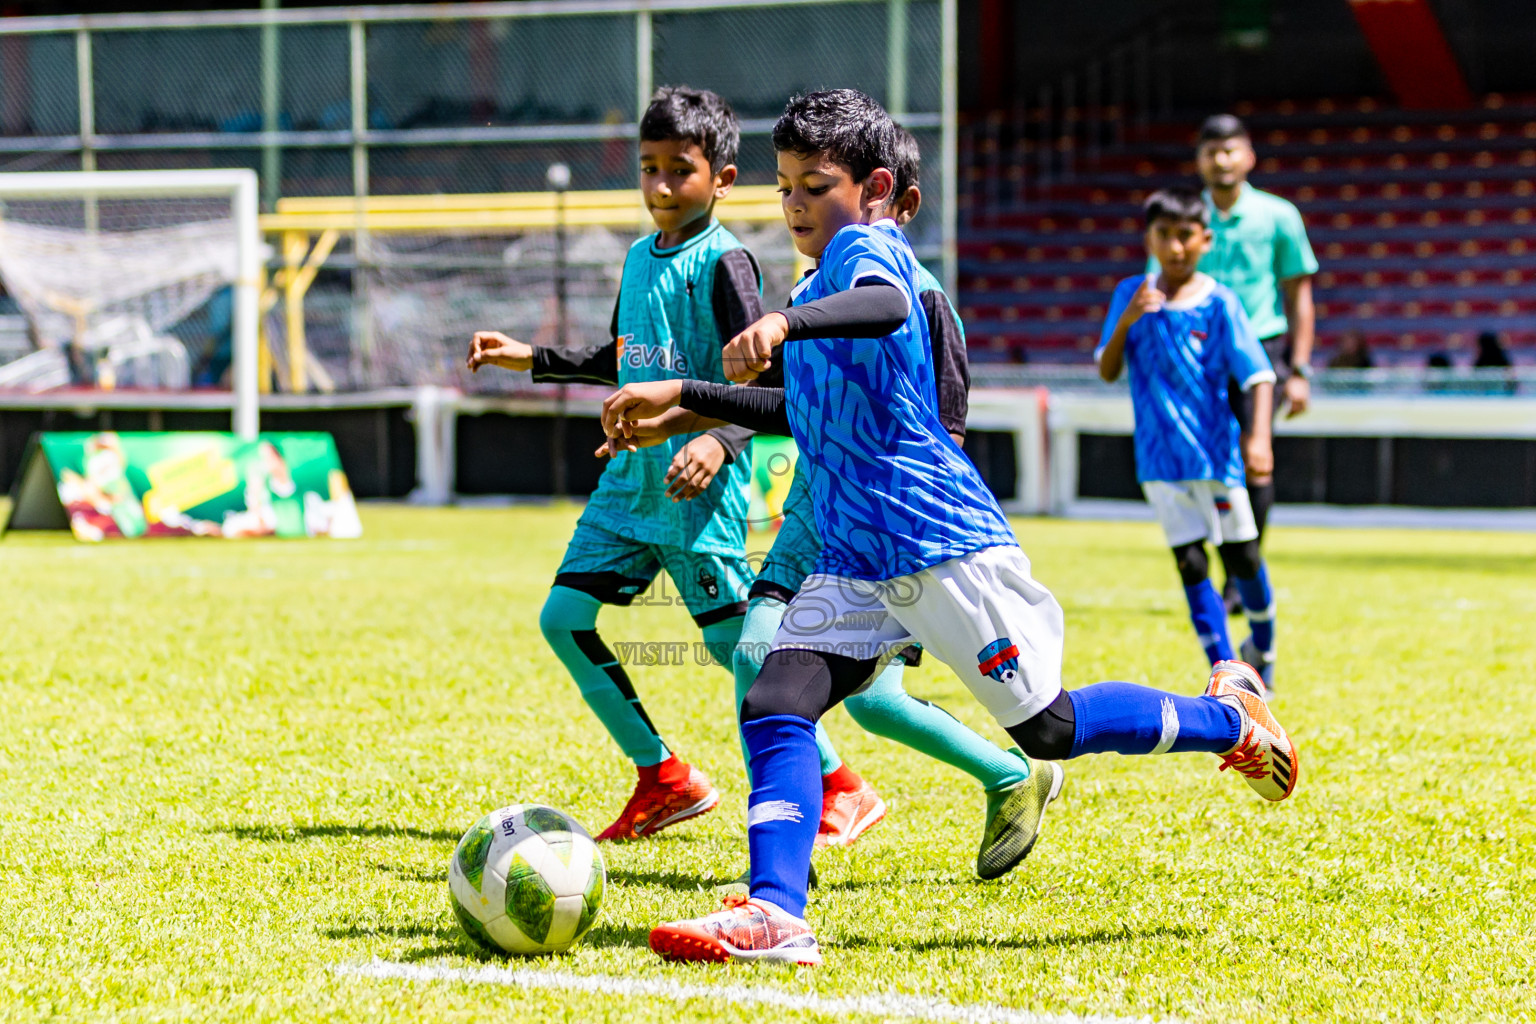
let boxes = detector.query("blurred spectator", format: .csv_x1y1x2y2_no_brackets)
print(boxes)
1423,352,1455,394
1327,330,1374,369
1472,330,1517,394
1473,330,1511,368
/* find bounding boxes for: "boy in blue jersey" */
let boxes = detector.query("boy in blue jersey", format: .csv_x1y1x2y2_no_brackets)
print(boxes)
631,89,1299,966
1098,188,1279,684
466,87,776,843
598,126,1043,880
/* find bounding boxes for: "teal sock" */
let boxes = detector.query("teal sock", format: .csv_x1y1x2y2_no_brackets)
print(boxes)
539,585,668,767
732,596,842,781
700,615,745,670
844,659,1030,791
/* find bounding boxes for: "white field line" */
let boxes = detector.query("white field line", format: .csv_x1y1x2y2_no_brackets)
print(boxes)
333,958,1169,1024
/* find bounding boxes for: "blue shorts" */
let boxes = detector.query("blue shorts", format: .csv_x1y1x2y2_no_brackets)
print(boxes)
555,521,752,627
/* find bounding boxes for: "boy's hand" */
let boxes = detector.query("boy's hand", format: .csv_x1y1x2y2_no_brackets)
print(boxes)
594,417,672,459
1117,275,1165,330
1241,431,1274,479
664,434,726,501
601,380,685,438
1283,373,1311,417
723,312,789,382
467,331,534,373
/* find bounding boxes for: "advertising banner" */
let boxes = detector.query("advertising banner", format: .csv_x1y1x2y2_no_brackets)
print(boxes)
5,431,362,541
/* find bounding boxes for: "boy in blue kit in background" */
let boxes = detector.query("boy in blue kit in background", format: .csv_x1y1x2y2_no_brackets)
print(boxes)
626,90,1298,965
467,87,784,842
1098,188,1279,685
599,125,1041,880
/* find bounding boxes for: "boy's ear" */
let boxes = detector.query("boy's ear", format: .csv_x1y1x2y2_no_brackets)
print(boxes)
863,167,896,211
891,186,922,227
713,163,738,197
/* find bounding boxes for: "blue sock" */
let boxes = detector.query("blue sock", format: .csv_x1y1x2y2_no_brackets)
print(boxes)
733,598,841,782
1183,579,1234,664
1235,563,1276,655
1067,682,1240,756
744,714,821,918
540,586,668,767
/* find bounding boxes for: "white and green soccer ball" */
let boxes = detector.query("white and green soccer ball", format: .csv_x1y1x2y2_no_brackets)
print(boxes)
448,804,606,955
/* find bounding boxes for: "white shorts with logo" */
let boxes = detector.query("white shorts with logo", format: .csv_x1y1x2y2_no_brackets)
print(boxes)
770,545,1064,728
1142,479,1259,548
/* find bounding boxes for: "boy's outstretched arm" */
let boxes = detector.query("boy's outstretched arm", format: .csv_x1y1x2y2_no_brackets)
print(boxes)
467,331,534,373
594,406,726,456
468,294,623,383
722,283,909,381
602,379,791,439
1097,275,1164,382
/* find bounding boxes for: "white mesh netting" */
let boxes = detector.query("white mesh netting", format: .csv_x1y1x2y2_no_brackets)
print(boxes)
0,196,240,391
270,220,803,392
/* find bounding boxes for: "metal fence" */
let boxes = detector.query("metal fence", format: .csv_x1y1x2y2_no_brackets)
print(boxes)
0,0,957,276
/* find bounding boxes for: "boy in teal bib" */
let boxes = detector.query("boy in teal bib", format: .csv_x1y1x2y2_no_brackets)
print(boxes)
468,87,763,842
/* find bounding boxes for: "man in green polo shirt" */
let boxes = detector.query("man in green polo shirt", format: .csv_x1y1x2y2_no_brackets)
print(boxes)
1155,113,1318,622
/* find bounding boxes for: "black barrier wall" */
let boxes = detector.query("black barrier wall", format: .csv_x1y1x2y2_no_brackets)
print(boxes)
4,410,1531,509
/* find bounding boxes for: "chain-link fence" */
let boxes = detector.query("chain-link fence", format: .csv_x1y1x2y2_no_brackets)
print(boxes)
0,0,955,395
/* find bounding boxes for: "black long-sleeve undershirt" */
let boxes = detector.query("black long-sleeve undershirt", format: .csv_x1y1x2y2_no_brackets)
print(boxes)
526,247,764,461
682,380,791,436
680,282,972,440
776,281,910,341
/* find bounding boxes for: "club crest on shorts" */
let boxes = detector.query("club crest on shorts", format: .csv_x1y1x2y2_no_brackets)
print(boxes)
1214,495,1232,514
696,568,719,600
977,638,1020,684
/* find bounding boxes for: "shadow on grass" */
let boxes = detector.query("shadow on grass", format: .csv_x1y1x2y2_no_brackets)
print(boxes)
323,922,459,942
336,920,652,964
606,867,724,891
375,862,447,883
216,823,460,843
839,922,1199,953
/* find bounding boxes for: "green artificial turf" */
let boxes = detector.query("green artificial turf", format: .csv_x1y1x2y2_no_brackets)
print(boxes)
1,505,1532,1022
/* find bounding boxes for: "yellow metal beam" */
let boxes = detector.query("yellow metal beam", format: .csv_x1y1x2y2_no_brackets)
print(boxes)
273,185,782,215
260,204,786,234
262,186,787,234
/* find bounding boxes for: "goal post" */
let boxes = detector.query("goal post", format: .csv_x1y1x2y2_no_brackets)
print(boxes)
0,169,263,439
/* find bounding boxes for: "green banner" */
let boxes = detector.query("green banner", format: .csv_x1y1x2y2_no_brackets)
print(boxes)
5,431,361,542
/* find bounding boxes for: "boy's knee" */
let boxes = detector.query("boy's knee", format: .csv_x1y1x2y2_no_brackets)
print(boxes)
1003,690,1076,761
540,585,599,638
1218,540,1262,581
740,678,793,725
1171,542,1209,588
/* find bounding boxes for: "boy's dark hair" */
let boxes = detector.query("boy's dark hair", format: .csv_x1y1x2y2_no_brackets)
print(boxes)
891,125,921,197
640,86,740,172
772,89,900,183
1143,187,1210,227
1196,113,1250,145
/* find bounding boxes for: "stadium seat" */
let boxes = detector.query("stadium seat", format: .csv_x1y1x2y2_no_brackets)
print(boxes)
958,94,1536,364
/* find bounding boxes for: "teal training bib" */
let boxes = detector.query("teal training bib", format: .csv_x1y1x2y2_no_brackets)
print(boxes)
578,222,755,556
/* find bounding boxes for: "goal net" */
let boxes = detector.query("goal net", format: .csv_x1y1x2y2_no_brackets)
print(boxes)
0,170,261,435
266,215,804,395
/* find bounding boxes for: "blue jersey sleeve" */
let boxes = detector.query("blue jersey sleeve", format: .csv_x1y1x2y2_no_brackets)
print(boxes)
1218,288,1276,389
821,225,916,315
1095,276,1142,363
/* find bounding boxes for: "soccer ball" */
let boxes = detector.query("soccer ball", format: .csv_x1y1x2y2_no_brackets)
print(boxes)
447,804,606,955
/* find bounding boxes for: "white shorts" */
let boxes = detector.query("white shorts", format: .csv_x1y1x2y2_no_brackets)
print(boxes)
770,545,1064,728
1143,479,1258,548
